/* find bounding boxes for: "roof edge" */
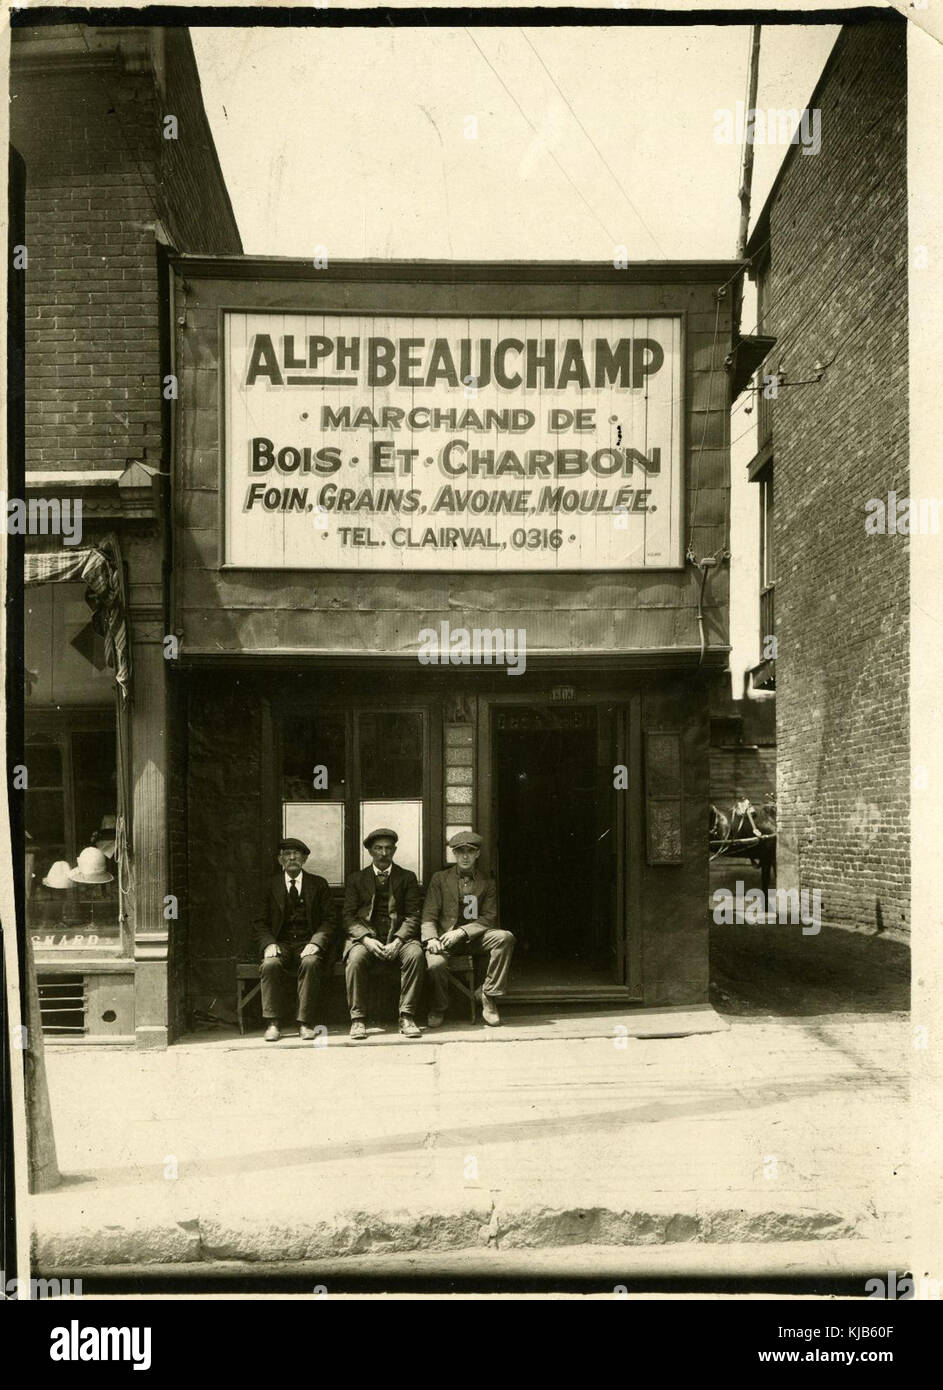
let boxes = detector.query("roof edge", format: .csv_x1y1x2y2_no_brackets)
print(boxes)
169,254,746,284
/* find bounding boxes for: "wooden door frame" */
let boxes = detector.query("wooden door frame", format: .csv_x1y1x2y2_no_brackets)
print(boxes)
476,687,643,998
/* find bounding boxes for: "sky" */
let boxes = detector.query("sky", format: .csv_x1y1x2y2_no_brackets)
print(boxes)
192,23,840,261
190,21,840,686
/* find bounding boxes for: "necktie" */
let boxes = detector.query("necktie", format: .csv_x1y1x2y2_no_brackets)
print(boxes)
288,878,301,910
377,871,389,884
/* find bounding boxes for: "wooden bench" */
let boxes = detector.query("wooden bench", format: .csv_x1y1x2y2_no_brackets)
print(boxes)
236,953,476,1035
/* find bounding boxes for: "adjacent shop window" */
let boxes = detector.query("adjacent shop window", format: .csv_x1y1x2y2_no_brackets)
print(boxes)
25,715,123,955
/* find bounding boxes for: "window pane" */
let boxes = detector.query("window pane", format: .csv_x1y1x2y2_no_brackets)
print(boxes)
359,800,422,879
25,741,63,789
358,712,422,799
72,730,117,850
27,724,121,954
283,802,346,886
762,470,775,587
26,791,66,848
282,713,347,801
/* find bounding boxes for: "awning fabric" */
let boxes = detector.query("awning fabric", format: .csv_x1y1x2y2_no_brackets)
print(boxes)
24,535,131,700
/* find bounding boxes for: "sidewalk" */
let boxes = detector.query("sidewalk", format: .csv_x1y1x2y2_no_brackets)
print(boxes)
32,1001,909,1273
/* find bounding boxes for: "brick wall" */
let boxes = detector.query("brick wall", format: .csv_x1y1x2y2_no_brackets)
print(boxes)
12,27,241,475
14,61,163,473
158,28,242,255
710,746,777,816
761,20,909,935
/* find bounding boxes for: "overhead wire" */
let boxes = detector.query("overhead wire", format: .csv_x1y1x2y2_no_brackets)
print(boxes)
516,28,666,257
463,27,622,249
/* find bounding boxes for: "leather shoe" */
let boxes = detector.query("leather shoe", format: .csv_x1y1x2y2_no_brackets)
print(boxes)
299,1024,317,1041
476,988,501,1026
349,1020,367,1041
426,1012,445,1029
264,1022,281,1042
399,1015,422,1039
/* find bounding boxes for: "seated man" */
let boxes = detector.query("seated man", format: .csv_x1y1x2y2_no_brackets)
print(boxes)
343,828,425,1041
421,832,514,1027
253,837,336,1042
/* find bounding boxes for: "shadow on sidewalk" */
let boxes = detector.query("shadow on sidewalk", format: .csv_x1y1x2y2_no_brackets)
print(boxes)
49,1071,874,1189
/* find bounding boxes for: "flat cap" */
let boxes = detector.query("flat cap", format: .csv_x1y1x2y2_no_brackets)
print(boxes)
363,826,398,849
278,837,310,857
448,831,483,850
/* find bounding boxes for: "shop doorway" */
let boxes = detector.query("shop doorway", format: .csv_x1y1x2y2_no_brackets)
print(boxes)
493,706,618,990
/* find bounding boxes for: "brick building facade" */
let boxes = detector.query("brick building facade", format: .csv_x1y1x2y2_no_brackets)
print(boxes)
13,19,740,1039
739,18,909,938
13,22,241,1044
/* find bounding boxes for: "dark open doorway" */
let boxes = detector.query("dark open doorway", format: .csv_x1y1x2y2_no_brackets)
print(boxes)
494,707,615,990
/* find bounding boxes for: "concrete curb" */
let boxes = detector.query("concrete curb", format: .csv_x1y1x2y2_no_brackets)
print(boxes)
34,1193,900,1268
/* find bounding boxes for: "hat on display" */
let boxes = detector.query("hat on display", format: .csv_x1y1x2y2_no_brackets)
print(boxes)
68,847,114,884
278,837,311,858
42,860,73,890
448,831,483,850
91,815,117,857
363,827,398,849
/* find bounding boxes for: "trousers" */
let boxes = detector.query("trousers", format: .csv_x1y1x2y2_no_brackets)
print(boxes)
260,946,327,1025
345,940,426,1019
426,928,515,1014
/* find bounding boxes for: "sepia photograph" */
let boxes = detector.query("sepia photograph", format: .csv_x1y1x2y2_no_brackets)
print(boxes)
1,0,941,1334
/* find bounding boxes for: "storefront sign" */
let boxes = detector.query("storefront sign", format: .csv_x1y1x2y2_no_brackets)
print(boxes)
222,312,683,570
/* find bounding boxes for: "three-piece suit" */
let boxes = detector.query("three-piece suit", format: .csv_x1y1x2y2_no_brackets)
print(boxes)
253,870,336,1025
342,863,426,1019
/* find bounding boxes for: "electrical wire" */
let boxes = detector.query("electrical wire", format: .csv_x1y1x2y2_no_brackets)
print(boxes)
730,252,904,454
516,29,666,257
463,27,622,248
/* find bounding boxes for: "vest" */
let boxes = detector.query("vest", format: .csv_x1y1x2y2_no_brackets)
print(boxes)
285,878,308,943
371,873,393,941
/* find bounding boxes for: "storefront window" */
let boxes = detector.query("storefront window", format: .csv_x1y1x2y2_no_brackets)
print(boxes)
281,712,347,801
358,712,422,799
279,706,427,884
281,712,348,885
26,718,123,956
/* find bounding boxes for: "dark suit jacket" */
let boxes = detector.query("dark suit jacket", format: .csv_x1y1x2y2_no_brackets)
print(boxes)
253,871,336,957
342,863,422,957
420,866,497,947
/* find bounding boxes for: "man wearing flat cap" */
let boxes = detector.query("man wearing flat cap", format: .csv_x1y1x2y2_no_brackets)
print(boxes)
421,832,514,1027
253,837,336,1042
343,828,425,1040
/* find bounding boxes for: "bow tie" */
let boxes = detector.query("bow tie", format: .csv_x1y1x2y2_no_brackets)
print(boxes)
376,871,390,882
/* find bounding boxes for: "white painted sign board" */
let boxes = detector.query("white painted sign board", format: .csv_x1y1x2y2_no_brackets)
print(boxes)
223,312,683,570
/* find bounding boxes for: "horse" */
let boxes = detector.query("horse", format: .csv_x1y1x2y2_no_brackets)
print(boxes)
709,804,730,850
711,797,777,894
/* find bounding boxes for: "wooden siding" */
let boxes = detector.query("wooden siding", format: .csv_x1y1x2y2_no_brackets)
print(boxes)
172,263,733,659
